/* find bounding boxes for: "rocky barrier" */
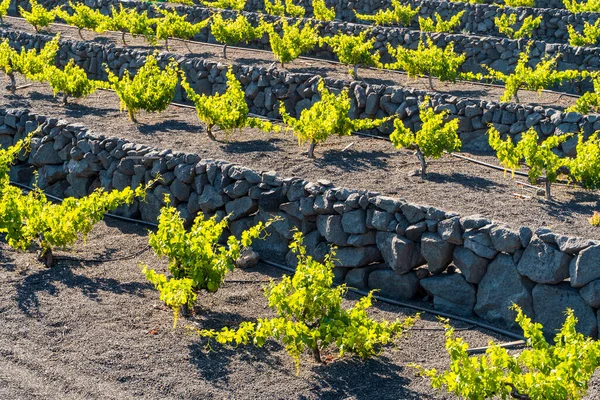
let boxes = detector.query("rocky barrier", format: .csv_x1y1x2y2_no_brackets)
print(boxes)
1,27,598,157
9,0,600,95
2,107,600,339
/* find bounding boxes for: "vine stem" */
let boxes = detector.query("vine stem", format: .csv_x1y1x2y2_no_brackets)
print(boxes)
416,146,427,179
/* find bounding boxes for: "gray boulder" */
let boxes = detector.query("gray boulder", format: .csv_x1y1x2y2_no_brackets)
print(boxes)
317,214,348,246
579,280,600,308
533,283,598,339
199,185,226,213
570,245,600,288
517,236,571,284
420,232,454,274
463,230,498,259
225,196,258,221
475,254,535,329
421,274,476,317
333,246,381,268
453,246,489,284
376,232,425,274
341,209,367,234
438,216,463,245
489,224,522,254
368,269,420,300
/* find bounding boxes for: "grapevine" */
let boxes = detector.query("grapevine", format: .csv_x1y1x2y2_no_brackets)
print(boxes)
264,0,305,18
568,20,600,47
320,31,381,79
11,34,60,83
261,19,318,68
312,0,335,21
44,59,107,104
484,47,581,103
19,0,56,32
567,73,600,113
0,0,10,23
201,0,246,10
355,0,419,26
54,1,109,40
386,38,465,90
210,14,264,59
564,0,600,12
101,5,157,46
0,39,16,93
495,13,542,39
502,0,534,6
418,11,465,33
415,305,600,400
0,176,152,268
390,96,461,179
488,126,569,199
106,54,179,123
280,79,389,158
141,197,270,327
180,66,278,140
155,9,211,50
199,232,419,372
566,132,600,190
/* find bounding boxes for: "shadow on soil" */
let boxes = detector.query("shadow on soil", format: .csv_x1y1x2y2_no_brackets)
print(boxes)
0,248,17,272
538,190,600,223
136,119,201,136
14,254,150,317
221,137,284,153
425,172,500,192
317,149,391,171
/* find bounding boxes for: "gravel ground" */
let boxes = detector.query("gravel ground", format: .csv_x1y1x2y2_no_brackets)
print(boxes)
4,78,600,240
1,16,581,110
2,218,599,399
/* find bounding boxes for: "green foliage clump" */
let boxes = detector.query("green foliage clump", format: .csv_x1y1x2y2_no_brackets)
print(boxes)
320,31,381,79
107,55,179,122
199,232,419,372
566,132,600,189
155,9,211,49
567,73,600,114
488,126,569,199
11,34,60,81
564,0,600,12
102,5,157,46
180,67,278,140
55,1,109,40
265,0,305,17
0,0,11,23
418,11,465,33
19,0,56,32
485,47,581,103
385,38,465,90
280,80,389,158
202,0,246,10
502,0,534,6
0,40,17,92
568,20,600,47
495,13,542,39
390,97,461,179
415,305,600,400
210,14,264,59
141,199,269,327
261,19,318,68
0,165,151,267
312,0,335,21
45,59,107,104
355,0,419,26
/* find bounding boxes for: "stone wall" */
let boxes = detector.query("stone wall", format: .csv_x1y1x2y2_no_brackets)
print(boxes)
9,0,600,94
1,27,598,156
2,107,600,339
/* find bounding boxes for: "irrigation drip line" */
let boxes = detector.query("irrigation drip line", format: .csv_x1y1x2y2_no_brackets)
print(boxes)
4,15,582,101
260,259,526,342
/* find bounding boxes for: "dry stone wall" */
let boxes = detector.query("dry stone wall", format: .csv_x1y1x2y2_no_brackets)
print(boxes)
10,0,600,94
1,27,598,157
2,107,600,339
